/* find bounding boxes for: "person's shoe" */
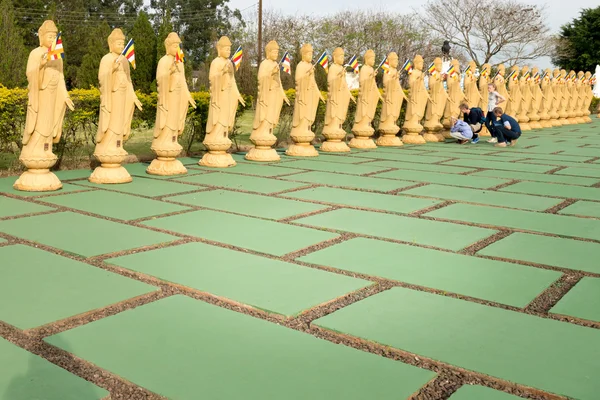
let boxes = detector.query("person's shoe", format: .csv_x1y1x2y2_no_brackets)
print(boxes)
471,136,480,144
510,139,518,147
495,142,507,147
487,137,498,143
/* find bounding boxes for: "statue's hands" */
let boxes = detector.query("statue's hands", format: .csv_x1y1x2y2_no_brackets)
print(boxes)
273,65,280,75
40,54,48,67
189,96,197,108
65,97,75,111
113,60,120,71
238,96,246,107
134,98,143,111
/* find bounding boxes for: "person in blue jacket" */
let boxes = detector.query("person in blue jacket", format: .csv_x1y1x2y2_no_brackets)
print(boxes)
492,107,521,147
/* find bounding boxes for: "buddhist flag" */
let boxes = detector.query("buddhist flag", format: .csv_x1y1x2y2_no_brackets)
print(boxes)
427,62,436,74
317,51,329,73
48,32,64,60
175,44,185,63
121,38,136,69
523,70,530,81
533,72,540,83
507,69,517,81
446,64,456,76
280,51,291,74
377,55,389,73
231,46,242,71
591,74,596,85
464,64,471,75
402,59,413,74
347,55,359,73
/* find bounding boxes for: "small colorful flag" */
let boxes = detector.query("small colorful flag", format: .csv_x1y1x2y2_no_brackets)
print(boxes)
121,38,136,69
402,59,413,74
377,55,389,73
317,51,329,73
175,44,185,63
533,72,540,84
427,62,436,74
591,74,596,85
541,71,548,81
231,45,243,71
507,69,517,81
346,55,359,73
48,32,64,60
464,64,471,75
523,70,530,81
480,69,488,79
280,51,291,74
446,64,456,77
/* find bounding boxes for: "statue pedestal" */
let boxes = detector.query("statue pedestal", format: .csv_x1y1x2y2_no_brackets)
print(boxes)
147,145,187,176
14,156,62,192
286,129,318,157
245,134,280,162
349,125,376,149
376,125,403,147
321,125,350,152
90,153,132,184
422,120,443,142
199,137,236,168
520,122,532,131
401,121,426,144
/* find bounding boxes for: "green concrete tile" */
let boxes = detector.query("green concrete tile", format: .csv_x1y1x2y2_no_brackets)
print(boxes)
176,156,202,165
72,177,199,197
143,209,338,256
427,203,600,242
443,159,556,173
555,167,600,178
0,196,54,218
0,245,157,329
194,162,306,177
281,171,416,192
277,159,390,175
500,181,600,201
283,153,376,164
472,169,600,186
402,184,562,211
550,278,600,322
106,242,371,316
284,187,441,214
525,159,600,169
449,386,522,400
375,170,510,189
167,189,327,220
0,212,177,257
0,337,108,400
559,201,600,218
298,237,560,307
368,160,474,174
53,169,94,181
504,153,596,162
313,287,600,400
124,162,196,179
350,152,453,163
0,177,91,197
43,190,190,221
46,295,436,400
173,172,308,194
478,233,600,274
295,208,496,251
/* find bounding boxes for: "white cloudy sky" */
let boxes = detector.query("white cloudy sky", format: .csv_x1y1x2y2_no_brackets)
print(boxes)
228,0,598,68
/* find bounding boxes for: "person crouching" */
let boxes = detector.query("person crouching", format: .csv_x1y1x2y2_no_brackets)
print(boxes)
492,107,521,147
450,116,476,145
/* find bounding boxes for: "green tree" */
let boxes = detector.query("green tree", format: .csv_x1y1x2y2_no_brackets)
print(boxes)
553,7,600,72
0,0,28,87
77,21,111,89
155,9,173,66
130,11,157,93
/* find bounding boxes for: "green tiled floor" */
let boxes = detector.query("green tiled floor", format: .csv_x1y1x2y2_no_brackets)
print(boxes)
283,187,441,214
106,242,371,316
193,162,306,177
349,151,453,164
313,287,600,400
448,386,522,400
0,196,54,218
72,177,200,197
295,208,496,251
442,158,557,173
0,338,108,400
46,296,436,399
124,162,197,179
374,169,510,189
173,172,309,194
277,159,390,175
298,238,560,307
369,160,472,174
281,171,415,192
0,212,177,257
167,189,327,220
427,203,600,242
285,154,378,164
42,190,190,221
559,201,600,218
0,245,156,329
403,184,562,211
472,169,600,186
478,233,600,274
0,177,91,197
143,209,338,256
550,278,600,322
500,181,600,201
53,169,94,181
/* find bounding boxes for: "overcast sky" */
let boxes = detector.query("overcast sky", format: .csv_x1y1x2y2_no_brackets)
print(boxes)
229,0,598,68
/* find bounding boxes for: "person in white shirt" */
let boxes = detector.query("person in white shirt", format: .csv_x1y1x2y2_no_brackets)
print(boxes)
486,83,506,143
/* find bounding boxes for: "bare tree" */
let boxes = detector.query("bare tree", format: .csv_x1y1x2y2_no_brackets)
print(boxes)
418,0,553,66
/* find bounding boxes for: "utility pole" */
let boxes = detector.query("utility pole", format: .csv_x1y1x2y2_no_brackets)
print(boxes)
257,0,262,66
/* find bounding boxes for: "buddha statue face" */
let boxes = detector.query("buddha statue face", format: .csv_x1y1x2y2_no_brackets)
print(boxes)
481,63,491,75
560,69,567,78
301,44,313,63
577,71,584,79
388,52,398,69
332,48,344,66
38,20,58,49
553,69,560,78
364,50,375,67
165,33,182,57
413,56,424,71
108,29,125,55
469,60,477,70
216,36,232,59
265,41,279,61
498,64,505,75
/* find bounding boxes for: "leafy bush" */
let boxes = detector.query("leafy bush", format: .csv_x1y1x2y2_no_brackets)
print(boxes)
591,96,600,114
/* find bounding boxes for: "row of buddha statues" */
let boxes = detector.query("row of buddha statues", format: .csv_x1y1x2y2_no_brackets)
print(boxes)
13,21,597,191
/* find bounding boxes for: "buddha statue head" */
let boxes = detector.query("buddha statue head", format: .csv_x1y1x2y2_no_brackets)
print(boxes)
38,20,58,49
108,28,126,55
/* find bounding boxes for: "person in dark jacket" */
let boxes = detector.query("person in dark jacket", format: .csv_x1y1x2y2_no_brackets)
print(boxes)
492,107,521,147
459,102,482,144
